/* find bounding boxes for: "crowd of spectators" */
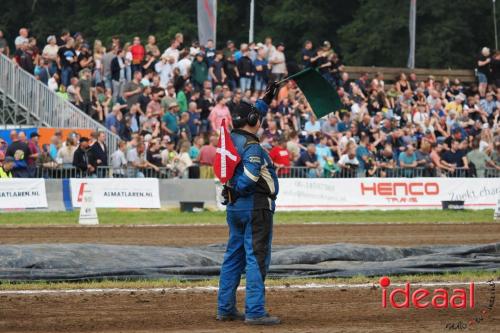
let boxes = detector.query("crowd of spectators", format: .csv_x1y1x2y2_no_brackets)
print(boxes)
1,27,500,179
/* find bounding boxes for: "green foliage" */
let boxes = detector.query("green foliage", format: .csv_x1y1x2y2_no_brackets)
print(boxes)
0,0,498,68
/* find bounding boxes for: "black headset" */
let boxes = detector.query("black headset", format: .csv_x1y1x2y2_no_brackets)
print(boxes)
233,100,259,127
246,102,260,126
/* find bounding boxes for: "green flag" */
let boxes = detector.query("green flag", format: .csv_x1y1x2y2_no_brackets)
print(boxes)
283,68,342,119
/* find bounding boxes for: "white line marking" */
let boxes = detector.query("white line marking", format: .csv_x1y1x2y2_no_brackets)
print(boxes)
1,281,497,295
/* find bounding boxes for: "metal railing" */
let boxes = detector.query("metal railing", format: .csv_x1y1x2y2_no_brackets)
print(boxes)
24,165,500,179
0,53,119,160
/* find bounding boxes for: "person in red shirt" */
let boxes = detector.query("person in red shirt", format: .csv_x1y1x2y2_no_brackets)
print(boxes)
198,135,218,179
269,136,291,177
130,36,145,74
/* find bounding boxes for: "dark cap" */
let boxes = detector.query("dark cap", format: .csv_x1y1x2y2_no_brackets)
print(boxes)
79,137,89,143
3,156,15,163
277,42,285,47
30,132,40,138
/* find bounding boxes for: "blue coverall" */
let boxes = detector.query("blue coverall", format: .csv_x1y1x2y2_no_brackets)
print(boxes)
217,100,279,319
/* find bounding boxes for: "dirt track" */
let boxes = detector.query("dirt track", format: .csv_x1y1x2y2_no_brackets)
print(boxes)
1,223,499,332
1,285,498,333
1,223,500,246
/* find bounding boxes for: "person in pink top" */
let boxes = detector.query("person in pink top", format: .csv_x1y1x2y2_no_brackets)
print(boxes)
130,36,145,74
209,95,232,132
198,135,218,179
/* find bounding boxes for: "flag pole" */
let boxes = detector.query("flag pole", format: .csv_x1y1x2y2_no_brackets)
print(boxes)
249,0,255,43
494,0,498,50
275,68,315,86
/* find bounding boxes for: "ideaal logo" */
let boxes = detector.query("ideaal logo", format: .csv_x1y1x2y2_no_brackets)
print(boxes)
379,277,474,309
379,277,496,330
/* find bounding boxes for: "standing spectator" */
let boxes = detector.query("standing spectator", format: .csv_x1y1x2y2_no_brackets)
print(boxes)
42,35,58,73
72,137,93,176
491,50,500,88
145,35,161,58
27,132,41,176
123,71,143,108
14,28,29,49
110,141,128,177
57,137,77,169
162,103,180,142
269,42,287,82
224,54,239,91
209,51,226,87
92,40,105,85
78,68,92,114
89,131,108,177
198,135,218,179
176,50,192,79
254,46,269,93
57,37,76,87
111,48,126,103
130,36,145,74
0,156,14,178
209,95,232,132
191,52,208,92
6,131,30,177
205,39,216,66
14,41,34,74
0,30,10,56
237,48,254,92
77,43,93,73
176,82,192,113
163,39,180,63
101,46,115,90
301,40,314,68
477,47,491,97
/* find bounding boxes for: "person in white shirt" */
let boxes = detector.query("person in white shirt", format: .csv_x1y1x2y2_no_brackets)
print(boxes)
176,51,192,78
162,39,180,63
269,42,287,82
111,141,128,177
155,55,174,88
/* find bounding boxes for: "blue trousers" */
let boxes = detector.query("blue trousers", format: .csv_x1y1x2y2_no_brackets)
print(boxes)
217,209,273,319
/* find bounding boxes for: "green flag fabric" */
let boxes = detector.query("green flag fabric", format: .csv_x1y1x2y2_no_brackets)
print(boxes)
284,68,342,119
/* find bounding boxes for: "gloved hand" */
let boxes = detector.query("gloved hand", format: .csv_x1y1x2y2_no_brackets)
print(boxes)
262,81,280,105
221,185,238,205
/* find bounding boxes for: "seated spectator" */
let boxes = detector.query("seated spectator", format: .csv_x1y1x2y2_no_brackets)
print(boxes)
338,143,359,177
269,136,291,177
398,144,418,177
296,143,320,178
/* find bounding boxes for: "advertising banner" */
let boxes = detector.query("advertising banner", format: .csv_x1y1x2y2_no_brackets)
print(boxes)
276,178,500,211
70,178,161,209
0,178,48,209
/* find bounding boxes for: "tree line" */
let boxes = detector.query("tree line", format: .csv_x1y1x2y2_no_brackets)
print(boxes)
1,0,497,69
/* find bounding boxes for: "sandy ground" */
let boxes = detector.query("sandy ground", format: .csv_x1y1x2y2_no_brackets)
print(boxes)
1,222,499,332
0,285,498,333
1,223,499,247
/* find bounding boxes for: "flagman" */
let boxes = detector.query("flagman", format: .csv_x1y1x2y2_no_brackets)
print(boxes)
216,82,281,325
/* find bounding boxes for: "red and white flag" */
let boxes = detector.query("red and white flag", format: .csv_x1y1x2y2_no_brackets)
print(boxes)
214,118,241,184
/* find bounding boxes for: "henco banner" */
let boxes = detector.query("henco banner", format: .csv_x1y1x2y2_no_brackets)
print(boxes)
0,178,48,209
275,178,500,211
69,179,161,209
